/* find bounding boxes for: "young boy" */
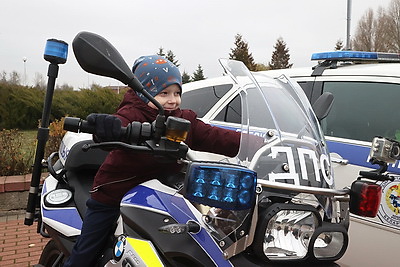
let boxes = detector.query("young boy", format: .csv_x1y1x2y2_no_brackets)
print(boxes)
64,55,240,266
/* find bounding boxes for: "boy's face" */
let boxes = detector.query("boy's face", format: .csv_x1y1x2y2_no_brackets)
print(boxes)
147,84,181,111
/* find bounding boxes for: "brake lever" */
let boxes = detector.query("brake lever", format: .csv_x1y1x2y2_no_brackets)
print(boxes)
81,142,152,152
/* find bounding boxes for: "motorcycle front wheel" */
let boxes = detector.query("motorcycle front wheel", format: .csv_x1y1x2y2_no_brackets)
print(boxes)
39,239,65,267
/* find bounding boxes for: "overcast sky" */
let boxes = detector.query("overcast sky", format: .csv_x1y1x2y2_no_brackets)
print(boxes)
0,0,393,89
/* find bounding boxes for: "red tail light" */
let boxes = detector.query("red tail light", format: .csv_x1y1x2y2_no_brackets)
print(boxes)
349,180,382,217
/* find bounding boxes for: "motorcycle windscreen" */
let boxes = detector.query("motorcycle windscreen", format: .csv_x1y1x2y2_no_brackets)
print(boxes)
219,59,334,217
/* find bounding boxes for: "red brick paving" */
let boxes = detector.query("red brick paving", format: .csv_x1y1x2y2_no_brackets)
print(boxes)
0,212,49,266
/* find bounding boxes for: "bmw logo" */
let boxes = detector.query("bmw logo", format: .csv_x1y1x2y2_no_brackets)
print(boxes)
113,235,126,261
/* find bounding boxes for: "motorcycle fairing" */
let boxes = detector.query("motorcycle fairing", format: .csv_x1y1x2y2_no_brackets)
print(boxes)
58,132,92,165
121,180,235,267
106,235,164,267
41,178,82,236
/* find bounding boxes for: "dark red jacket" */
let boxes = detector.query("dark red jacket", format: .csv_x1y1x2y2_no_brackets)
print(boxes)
91,89,240,206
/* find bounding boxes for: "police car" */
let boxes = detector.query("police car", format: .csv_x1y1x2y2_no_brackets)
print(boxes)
181,51,400,265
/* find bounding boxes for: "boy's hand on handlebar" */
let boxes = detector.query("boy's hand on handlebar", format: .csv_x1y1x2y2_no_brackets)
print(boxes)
86,113,122,142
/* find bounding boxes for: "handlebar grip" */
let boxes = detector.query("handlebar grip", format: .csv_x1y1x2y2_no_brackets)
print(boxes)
64,117,96,133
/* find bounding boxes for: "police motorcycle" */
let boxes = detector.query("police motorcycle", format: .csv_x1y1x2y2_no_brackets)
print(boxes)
26,31,383,267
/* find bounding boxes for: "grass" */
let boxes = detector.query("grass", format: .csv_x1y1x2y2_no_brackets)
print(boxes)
21,130,37,161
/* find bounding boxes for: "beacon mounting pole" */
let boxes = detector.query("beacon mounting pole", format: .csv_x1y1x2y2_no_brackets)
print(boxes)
25,39,68,226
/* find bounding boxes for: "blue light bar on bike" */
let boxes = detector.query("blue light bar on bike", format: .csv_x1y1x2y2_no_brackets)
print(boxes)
184,162,257,210
44,39,68,64
311,51,400,62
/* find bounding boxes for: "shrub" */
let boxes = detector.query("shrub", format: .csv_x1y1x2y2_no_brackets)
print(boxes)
45,117,67,158
0,129,34,176
0,118,66,176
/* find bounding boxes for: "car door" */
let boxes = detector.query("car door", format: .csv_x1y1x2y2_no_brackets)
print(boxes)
311,76,400,229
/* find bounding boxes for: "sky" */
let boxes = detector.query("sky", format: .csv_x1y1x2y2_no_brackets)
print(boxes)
0,0,393,89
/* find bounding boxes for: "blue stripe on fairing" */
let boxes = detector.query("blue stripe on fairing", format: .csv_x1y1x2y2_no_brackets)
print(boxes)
122,186,233,267
327,140,400,174
213,123,400,173
42,207,82,230
41,180,82,230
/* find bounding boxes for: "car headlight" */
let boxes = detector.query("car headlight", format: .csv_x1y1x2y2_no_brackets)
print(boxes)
253,203,348,263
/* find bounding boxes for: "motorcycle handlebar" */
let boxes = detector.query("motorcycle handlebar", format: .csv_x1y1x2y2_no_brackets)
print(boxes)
63,117,95,133
63,116,144,144
63,116,188,159
64,116,129,136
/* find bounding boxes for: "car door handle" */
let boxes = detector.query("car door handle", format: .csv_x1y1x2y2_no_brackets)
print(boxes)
330,153,349,165
331,157,349,165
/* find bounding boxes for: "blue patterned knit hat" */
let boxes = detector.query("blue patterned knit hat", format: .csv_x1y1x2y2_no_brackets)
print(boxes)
132,55,182,103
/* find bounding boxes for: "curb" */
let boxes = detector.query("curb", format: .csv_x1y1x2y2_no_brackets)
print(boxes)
0,173,47,212
0,173,47,193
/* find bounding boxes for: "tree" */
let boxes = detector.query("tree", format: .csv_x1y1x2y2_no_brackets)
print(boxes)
351,1,400,52
229,34,256,71
191,64,206,81
334,39,344,51
0,71,7,83
182,71,191,84
268,37,293,70
9,71,21,85
166,50,180,67
386,0,400,51
255,63,270,71
33,72,46,89
352,8,376,51
157,47,166,57
157,47,180,67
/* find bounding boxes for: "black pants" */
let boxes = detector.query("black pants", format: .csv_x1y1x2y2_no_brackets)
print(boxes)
63,198,120,267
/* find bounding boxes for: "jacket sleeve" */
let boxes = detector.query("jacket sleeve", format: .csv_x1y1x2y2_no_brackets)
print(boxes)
184,110,240,157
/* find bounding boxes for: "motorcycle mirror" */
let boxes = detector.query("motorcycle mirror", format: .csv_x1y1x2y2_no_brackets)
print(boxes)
312,92,334,122
72,31,164,114
72,31,136,86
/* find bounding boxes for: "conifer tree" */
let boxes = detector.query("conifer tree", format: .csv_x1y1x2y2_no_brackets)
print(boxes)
157,47,180,67
166,50,180,67
268,37,293,70
182,71,191,84
191,64,206,81
157,47,166,57
229,34,256,71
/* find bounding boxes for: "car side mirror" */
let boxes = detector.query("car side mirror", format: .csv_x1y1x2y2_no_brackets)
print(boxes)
312,92,334,122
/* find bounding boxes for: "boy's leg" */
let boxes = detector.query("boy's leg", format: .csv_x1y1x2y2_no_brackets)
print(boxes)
63,198,120,267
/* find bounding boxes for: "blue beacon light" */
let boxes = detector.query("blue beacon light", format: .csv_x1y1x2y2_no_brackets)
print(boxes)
311,51,400,62
44,39,68,64
185,163,257,210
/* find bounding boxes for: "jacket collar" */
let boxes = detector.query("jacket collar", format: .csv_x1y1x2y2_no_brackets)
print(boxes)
119,89,182,120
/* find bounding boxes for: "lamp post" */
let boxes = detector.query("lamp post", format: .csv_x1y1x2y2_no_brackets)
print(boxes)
23,57,27,85
346,0,352,50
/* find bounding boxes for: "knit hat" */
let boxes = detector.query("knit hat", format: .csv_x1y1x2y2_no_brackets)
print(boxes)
132,55,182,103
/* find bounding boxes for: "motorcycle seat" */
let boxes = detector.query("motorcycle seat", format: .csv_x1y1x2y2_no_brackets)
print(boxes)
63,140,109,217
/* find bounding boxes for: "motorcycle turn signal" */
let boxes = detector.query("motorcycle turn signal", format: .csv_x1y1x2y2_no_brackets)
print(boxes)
158,221,201,234
165,117,191,143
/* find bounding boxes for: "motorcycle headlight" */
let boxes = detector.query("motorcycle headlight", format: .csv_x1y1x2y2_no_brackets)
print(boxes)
308,223,348,261
253,203,348,263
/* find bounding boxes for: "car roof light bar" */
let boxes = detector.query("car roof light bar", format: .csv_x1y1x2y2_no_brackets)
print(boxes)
311,51,400,62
